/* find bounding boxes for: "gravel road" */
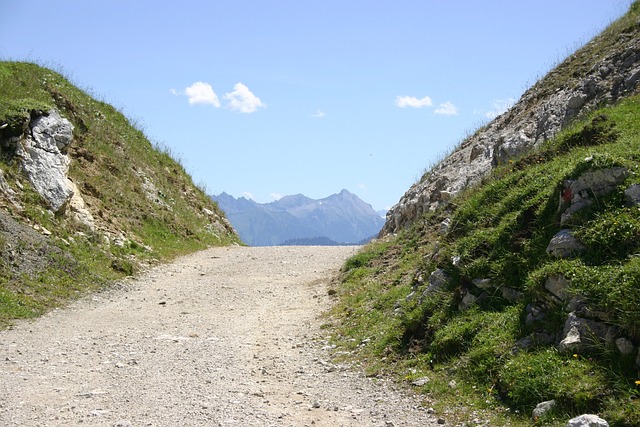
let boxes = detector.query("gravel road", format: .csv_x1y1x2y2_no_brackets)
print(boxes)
0,245,438,426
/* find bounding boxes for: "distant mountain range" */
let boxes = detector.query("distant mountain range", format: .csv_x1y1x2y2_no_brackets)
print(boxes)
212,190,386,246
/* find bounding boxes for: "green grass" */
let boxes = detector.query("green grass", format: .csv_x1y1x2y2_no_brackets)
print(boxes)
0,61,240,327
329,63,640,427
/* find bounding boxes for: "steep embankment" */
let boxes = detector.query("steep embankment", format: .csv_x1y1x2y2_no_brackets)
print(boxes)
382,4,640,235
331,4,640,426
0,62,239,327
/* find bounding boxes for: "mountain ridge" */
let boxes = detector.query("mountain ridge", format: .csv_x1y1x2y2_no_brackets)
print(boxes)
213,189,385,246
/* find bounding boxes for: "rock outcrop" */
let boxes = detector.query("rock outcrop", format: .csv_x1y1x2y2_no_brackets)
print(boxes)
382,14,640,235
15,110,75,212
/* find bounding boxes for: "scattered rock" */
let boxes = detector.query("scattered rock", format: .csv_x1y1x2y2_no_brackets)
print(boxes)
459,291,478,311
559,167,629,224
558,312,617,353
439,218,452,234
567,414,609,427
424,269,451,295
472,278,492,290
411,377,430,386
501,287,524,303
532,399,556,421
615,337,634,355
546,229,587,258
624,183,640,206
545,274,571,302
525,303,547,326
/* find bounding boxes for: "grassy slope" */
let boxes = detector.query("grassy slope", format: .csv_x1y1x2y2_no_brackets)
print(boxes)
329,7,640,427
0,62,240,327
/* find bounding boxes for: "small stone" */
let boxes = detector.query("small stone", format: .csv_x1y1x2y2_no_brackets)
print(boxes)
501,287,524,302
437,418,446,424
532,400,556,421
472,278,492,289
411,377,430,386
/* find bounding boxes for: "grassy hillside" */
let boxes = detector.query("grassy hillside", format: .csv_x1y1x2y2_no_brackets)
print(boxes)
328,8,640,427
0,62,239,327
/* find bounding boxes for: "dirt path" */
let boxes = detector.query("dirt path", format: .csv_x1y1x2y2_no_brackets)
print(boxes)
0,245,438,426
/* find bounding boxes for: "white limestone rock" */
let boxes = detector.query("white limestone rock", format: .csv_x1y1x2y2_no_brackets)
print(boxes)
15,110,74,212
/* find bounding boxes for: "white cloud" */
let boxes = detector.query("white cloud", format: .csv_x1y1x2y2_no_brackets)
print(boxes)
394,95,433,108
169,88,180,96
224,82,265,113
185,82,220,107
483,98,515,119
434,101,458,116
312,109,326,118
242,192,255,200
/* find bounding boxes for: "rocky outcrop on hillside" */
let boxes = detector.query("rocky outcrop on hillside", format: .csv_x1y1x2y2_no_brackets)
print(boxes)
13,110,75,212
382,12,640,235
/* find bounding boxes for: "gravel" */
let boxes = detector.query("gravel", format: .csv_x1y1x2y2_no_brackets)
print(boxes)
0,245,439,426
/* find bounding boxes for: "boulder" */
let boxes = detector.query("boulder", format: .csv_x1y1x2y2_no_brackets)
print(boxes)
558,312,617,353
567,414,609,427
545,274,571,302
458,291,477,311
424,268,451,294
559,167,629,224
625,183,640,206
615,337,634,355
546,229,587,258
15,110,74,212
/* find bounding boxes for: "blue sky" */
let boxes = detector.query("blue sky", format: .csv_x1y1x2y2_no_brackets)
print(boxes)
0,1,632,211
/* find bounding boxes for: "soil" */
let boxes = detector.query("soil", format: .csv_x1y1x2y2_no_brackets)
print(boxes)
0,245,439,426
